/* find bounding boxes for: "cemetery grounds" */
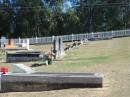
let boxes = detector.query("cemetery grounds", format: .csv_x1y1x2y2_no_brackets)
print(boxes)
0,37,130,97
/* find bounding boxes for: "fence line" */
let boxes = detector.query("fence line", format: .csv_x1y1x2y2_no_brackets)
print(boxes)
10,29,130,45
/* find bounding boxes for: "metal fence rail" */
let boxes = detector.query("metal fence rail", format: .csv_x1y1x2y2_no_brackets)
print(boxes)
9,29,130,45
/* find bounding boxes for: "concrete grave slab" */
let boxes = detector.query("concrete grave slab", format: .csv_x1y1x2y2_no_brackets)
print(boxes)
12,64,34,74
1,72,103,92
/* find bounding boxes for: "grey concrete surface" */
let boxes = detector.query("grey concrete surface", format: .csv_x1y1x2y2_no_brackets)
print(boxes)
1,73,103,92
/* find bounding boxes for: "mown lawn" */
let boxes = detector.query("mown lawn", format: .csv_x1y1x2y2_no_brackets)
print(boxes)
0,37,130,97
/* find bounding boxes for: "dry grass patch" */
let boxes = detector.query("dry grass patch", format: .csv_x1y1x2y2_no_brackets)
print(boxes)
0,37,130,97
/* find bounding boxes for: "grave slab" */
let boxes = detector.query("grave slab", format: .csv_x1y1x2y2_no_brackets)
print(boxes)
1,72,103,92
12,64,34,74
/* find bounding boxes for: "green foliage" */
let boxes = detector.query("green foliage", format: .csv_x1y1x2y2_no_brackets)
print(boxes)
0,0,130,38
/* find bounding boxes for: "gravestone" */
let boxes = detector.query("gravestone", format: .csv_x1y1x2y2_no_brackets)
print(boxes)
59,37,65,57
22,39,30,50
53,37,59,59
26,39,30,50
12,64,34,74
53,37,65,59
1,36,6,48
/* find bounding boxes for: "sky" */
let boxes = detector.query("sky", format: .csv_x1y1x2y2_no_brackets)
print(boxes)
63,0,79,12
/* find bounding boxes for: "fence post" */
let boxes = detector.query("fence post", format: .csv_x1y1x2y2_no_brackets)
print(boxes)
111,30,114,38
52,36,55,43
35,36,38,44
72,33,74,42
18,37,21,44
91,32,94,39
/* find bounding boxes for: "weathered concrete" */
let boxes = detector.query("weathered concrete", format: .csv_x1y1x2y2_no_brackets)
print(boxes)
1,73,103,92
53,37,65,59
12,64,34,74
6,51,42,62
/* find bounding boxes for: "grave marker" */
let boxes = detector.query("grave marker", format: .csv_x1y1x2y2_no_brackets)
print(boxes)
53,37,59,59
1,36,6,48
12,64,34,74
59,37,65,57
53,37,65,59
21,39,30,50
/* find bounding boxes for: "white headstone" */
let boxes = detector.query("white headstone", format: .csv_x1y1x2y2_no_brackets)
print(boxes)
12,64,34,74
26,39,30,50
80,40,83,45
22,40,26,47
21,39,30,50
18,37,21,44
1,36,6,48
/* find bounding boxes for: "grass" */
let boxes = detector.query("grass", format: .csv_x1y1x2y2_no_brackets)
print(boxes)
0,37,130,97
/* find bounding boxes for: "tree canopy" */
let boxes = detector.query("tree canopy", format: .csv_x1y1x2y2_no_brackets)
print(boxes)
0,0,130,38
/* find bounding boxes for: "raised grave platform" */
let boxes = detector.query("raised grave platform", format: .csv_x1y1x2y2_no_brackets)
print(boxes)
1,72,103,92
6,51,43,62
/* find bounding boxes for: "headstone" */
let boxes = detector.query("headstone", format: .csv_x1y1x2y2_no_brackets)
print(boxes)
59,37,65,57
53,37,65,59
22,39,30,50
26,39,30,50
1,36,6,48
12,64,34,74
53,37,59,59
80,39,83,45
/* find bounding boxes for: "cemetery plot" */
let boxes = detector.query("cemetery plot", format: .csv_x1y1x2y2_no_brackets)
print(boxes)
6,51,42,62
0,72,103,92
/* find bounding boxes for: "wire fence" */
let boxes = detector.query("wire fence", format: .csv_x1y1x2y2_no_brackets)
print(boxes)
8,29,130,45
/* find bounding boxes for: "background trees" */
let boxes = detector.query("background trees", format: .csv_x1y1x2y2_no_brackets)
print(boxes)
0,0,130,38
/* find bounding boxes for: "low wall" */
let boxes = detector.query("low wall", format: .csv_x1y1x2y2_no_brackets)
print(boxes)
1,73,103,92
